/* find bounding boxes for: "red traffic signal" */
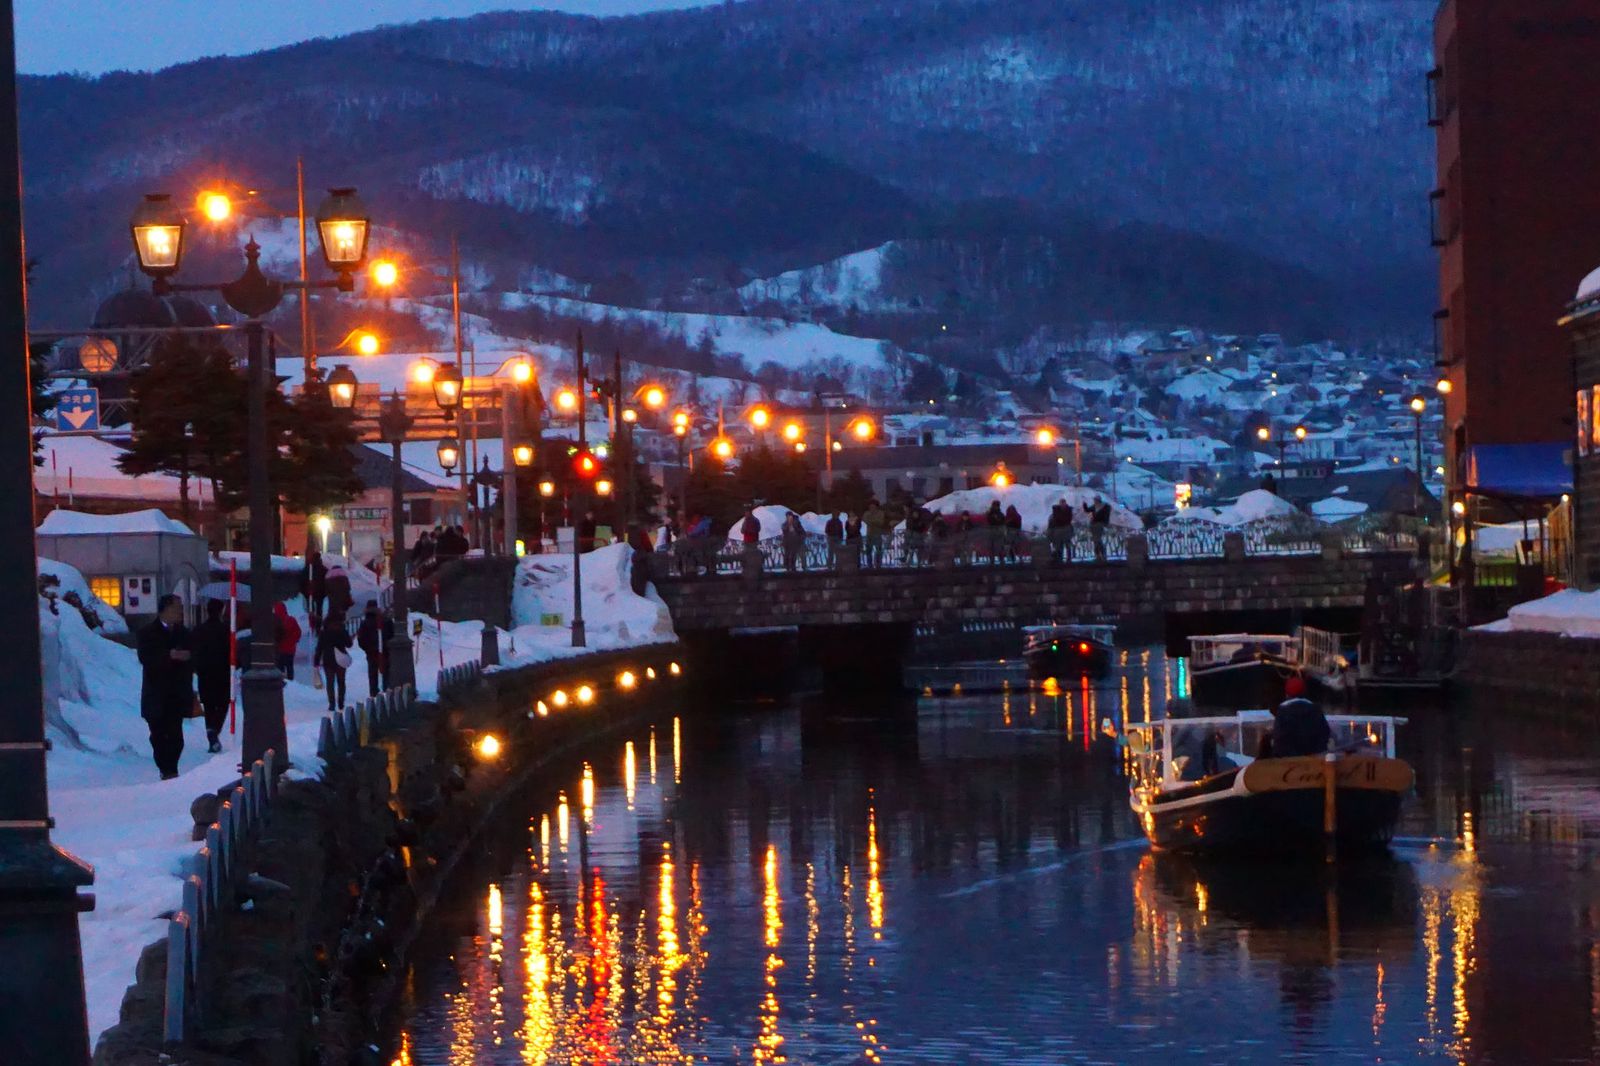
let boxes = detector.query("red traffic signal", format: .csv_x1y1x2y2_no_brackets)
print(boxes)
572,449,600,479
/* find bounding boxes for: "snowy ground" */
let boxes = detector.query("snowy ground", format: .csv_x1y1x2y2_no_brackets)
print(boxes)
43,542,672,1046
1476,588,1600,639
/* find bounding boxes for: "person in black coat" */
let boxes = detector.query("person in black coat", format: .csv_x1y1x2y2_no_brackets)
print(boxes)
355,601,393,698
315,609,354,712
191,599,233,754
137,594,193,779
305,550,328,625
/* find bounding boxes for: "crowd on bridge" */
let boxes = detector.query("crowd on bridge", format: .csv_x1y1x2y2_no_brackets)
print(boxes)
657,494,1123,577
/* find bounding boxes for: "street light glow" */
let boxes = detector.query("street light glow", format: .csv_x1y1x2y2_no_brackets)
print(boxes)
1409,395,1426,414
1034,427,1056,447
512,444,535,467
748,405,771,430
1436,378,1453,395
711,437,734,461
555,388,578,413
510,360,534,385
1294,425,1307,440
622,407,638,424
411,361,435,385
672,409,691,429
596,478,614,496
782,421,803,443
371,259,399,288
990,469,1011,488
1256,426,1270,442
642,386,667,409
474,733,502,760
200,192,231,222
355,331,380,356
538,479,556,498
851,417,875,441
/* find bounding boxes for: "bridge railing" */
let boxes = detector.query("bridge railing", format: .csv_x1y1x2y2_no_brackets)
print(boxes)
163,752,277,1045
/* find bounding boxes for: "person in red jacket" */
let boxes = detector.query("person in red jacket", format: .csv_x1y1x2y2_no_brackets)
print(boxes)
273,601,302,680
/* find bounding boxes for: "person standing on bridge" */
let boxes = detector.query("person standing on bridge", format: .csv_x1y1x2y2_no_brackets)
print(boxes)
984,501,1006,564
863,499,887,568
1085,496,1112,562
1003,503,1024,562
740,508,762,549
824,511,844,569
1047,499,1074,564
781,511,806,571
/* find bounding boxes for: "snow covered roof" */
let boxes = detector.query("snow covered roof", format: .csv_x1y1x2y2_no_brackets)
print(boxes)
36,434,191,502
37,508,195,537
1309,496,1369,519
1577,264,1600,303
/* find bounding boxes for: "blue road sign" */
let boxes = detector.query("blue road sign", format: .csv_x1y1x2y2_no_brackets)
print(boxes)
55,388,100,432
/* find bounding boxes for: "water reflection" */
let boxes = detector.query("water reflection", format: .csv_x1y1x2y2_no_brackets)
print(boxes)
397,650,1600,1065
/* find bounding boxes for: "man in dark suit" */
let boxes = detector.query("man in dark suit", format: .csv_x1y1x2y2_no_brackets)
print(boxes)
138,593,193,780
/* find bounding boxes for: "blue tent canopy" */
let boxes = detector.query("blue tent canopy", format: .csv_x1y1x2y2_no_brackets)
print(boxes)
1465,442,1572,500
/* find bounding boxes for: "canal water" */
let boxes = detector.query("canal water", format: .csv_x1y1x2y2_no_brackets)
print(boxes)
390,650,1600,1065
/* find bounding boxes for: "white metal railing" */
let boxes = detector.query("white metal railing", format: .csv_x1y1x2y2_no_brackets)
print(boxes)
163,752,278,1045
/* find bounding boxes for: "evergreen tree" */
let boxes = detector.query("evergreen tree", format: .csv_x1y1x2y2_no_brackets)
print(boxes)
904,360,946,404
278,386,363,518
824,468,873,515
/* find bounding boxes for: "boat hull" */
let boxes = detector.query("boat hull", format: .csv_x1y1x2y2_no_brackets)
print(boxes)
1134,756,1410,855
1025,642,1111,679
1188,659,1289,709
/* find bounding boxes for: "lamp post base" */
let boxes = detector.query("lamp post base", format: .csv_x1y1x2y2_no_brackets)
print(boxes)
572,620,586,648
240,665,288,772
386,633,416,690
0,838,94,1062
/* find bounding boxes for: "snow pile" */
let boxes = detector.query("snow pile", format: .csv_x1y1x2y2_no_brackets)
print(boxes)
38,508,194,537
1473,523,1532,557
722,504,831,544
1309,496,1369,520
1492,589,1600,638
921,483,1142,532
38,557,129,637
213,550,309,575
511,543,675,648
1180,489,1302,526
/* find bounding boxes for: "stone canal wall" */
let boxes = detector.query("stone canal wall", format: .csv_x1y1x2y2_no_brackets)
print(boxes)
659,551,1415,632
92,644,684,1066
1458,630,1600,714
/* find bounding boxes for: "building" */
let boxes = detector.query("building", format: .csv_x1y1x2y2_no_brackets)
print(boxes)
1564,273,1600,586
1431,1,1600,488
35,509,210,622
825,443,1064,503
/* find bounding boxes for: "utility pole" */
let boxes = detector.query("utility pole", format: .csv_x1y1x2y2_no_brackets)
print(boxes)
572,331,587,648
0,5,95,1058
296,157,313,380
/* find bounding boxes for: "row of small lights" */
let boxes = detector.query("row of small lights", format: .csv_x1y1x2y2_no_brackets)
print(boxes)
472,660,684,761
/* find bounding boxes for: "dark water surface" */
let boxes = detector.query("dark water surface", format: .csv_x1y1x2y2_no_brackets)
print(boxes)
392,651,1600,1065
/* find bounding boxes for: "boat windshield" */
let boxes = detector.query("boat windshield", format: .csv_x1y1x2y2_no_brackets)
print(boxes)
1126,713,1404,792
1188,634,1298,668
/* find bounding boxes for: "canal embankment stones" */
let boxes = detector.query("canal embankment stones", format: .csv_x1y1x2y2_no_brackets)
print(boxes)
1459,629,1600,713
90,643,684,1066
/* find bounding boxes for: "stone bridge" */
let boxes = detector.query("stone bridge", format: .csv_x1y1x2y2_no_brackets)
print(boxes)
651,526,1419,688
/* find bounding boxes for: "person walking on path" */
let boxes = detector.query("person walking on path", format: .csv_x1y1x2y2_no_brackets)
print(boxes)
315,608,354,712
137,593,193,780
355,600,393,698
192,599,232,754
272,601,302,680
304,549,328,626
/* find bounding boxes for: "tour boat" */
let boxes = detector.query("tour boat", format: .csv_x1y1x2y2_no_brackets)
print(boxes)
1186,634,1299,708
1022,623,1115,678
1124,710,1412,853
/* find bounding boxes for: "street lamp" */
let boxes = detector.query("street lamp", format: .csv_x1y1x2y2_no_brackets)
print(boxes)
711,436,735,462
130,184,370,773
1256,424,1307,469
1409,395,1427,514
432,361,463,417
513,443,535,467
641,384,667,410
326,364,358,409
1034,427,1057,447
437,437,461,473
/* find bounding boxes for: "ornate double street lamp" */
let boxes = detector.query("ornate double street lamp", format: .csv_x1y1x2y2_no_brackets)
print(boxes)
1256,423,1308,469
327,371,418,689
130,185,372,772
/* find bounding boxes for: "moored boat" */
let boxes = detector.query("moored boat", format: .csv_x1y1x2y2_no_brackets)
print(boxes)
1186,634,1298,709
1023,623,1115,678
1125,710,1412,854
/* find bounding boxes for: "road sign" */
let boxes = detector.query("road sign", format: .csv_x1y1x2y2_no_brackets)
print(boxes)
54,388,100,432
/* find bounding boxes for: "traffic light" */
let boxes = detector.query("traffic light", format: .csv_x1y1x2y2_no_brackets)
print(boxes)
572,448,601,480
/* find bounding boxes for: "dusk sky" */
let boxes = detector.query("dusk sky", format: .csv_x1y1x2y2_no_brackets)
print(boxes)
15,0,721,76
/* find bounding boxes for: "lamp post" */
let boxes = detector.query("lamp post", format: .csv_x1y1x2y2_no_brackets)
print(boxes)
1408,394,1427,514
0,4,95,1058
1255,423,1308,470
327,373,417,689
572,332,588,648
131,184,371,771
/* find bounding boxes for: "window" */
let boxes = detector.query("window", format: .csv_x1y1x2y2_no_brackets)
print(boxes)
1581,390,1592,457
89,576,122,609
1432,309,1452,365
1592,386,1600,452
1428,190,1452,247
1426,68,1444,127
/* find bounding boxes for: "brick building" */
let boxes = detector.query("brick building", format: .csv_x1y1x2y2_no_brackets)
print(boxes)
1431,1,1600,487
